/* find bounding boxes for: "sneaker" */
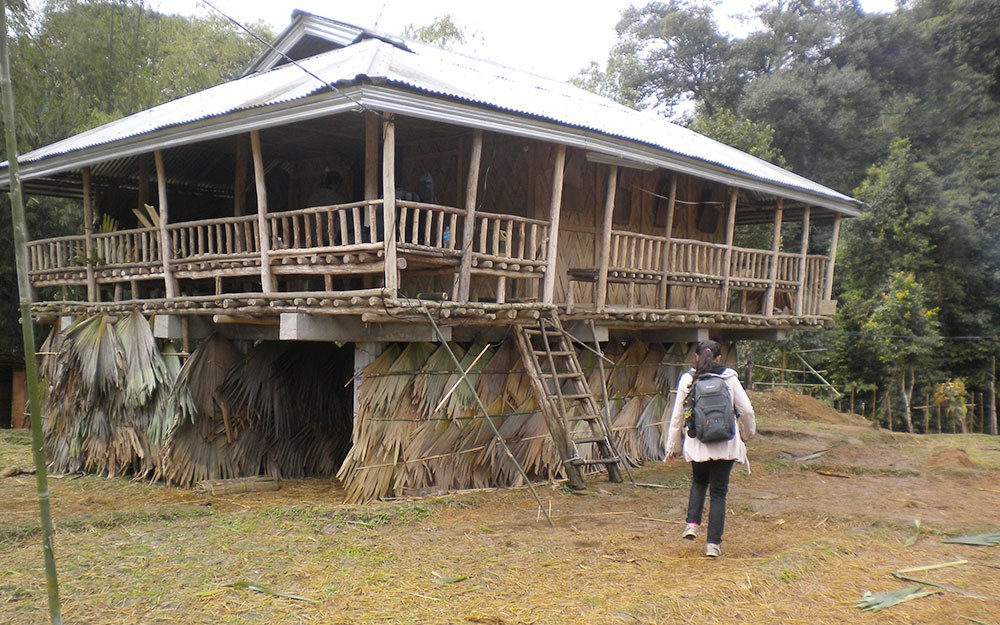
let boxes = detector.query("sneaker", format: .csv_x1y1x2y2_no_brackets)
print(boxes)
681,523,698,540
705,543,721,558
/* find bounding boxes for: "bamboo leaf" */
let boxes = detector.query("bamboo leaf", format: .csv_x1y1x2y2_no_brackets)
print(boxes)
856,586,940,612
942,533,1000,546
225,580,318,603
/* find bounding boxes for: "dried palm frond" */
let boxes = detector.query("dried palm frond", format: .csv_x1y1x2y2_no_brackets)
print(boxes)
611,396,649,466
476,339,518,406
115,311,170,409
607,342,648,398
63,314,126,400
412,343,466,420
441,340,492,422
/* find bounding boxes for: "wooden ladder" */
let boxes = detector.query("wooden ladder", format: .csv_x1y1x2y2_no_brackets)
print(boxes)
513,312,623,489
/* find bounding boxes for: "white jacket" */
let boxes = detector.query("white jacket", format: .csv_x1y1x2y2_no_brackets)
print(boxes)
665,368,756,470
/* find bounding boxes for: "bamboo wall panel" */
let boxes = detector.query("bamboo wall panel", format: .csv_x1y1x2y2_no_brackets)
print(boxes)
400,135,462,209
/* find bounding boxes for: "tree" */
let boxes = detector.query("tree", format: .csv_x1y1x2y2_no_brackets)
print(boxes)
403,15,472,50
863,272,942,432
0,0,269,361
609,1,744,116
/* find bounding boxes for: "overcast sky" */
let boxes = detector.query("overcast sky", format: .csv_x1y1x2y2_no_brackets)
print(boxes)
149,0,900,81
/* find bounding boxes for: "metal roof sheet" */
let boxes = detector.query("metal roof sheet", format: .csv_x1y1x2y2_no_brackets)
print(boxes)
5,30,860,211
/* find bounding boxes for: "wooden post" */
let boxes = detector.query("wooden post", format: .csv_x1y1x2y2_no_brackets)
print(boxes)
719,187,738,311
364,113,379,213
249,131,274,294
764,198,784,317
153,151,177,299
923,393,930,433
823,214,841,301
542,145,566,304
595,165,617,312
794,205,811,315
990,355,997,436
234,134,248,217
657,173,677,309
458,129,483,303
81,167,98,302
382,116,399,293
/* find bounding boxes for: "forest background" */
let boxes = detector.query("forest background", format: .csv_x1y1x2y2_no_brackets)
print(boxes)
1,0,997,434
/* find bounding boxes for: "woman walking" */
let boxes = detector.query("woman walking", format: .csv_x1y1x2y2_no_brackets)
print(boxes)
666,340,755,557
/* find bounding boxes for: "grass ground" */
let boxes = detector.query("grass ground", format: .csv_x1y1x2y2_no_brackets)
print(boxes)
2,390,999,624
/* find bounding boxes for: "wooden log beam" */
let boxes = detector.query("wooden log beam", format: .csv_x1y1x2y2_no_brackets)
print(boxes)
542,144,566,304
764,198,783,317
250,130,275,294
719,187,738,311
381,115,399,293
823,214,841,301
595,165,617,313
279,313,449,342
657,173,677,309
795,204,811,315
458,129,483,302
81,167,97,302
153,151,178,299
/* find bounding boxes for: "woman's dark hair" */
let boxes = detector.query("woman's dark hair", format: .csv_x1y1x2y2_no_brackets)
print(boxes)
692,340,722,381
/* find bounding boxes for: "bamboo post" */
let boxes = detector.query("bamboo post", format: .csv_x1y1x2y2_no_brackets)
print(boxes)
234,134,247,217
823,214,841,301
990,355,997,435
81,167,97,302
764,198,783,316
458,129,483,302
795,205,811,315
657,173,677,309
596,165,617,312
382,116,399,293
153,151,178,299
542,145,566,304
924,393,930,433
0,4,63,620
719,187,738,311
250,131,275,294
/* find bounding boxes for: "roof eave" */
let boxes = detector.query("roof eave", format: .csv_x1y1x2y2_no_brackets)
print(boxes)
0,84,861,215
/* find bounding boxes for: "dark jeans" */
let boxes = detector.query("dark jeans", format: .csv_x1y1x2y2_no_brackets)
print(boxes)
686,459,735,544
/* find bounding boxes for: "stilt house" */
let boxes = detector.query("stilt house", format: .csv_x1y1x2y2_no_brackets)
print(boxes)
1,12,861,498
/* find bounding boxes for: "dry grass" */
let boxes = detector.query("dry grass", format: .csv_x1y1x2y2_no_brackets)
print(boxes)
3,392,1000,624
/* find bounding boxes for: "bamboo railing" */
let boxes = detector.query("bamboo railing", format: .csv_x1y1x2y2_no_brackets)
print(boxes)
169,216,256,262
266,200,382,256
472,211,548,270
609,230,667,278
396,200,463,254
667,238,727,281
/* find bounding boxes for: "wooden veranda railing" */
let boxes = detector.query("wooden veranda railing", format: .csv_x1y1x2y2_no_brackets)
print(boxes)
472,211,549,272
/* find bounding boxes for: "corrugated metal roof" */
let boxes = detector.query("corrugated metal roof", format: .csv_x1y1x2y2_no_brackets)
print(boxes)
4,30,860,211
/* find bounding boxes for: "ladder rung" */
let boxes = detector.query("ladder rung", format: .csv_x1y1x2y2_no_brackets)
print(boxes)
572,435,609,444
572,457,620,466
540,371,584,380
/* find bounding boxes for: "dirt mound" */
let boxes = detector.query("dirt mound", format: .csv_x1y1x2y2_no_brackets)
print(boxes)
926,448,976,469
749,387,868,426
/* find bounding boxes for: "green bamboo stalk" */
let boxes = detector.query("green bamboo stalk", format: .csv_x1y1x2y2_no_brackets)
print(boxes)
0,3,63,623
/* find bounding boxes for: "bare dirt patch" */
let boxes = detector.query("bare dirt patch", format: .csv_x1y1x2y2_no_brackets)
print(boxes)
2,394,1000,625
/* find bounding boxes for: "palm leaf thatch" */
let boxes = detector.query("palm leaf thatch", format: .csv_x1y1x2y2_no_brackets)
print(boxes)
159,334,244,486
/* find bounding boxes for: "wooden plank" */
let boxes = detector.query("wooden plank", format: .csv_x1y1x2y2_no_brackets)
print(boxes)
279,313,449,342
382,116,399,292
764,198,784,316
542,145,566,304
795,205,811,315
250,131,275,294
823,214,841,301
458,129,483,302
153,152,178,299
81,167,97,302
595,165,617,313
719,187,738,311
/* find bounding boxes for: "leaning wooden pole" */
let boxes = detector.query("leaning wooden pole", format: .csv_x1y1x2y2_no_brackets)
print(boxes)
0,3,62,622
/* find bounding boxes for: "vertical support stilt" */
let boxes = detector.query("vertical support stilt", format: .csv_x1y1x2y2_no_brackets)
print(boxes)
153,151,177,299
458,129,483,303
250,130,274,294
596,165,617,313
764,198,784,316
795,205,811,315
382,115,398,294
542,145,566,305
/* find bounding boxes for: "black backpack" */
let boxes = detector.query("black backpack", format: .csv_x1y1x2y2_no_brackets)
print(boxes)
684,373,737,443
